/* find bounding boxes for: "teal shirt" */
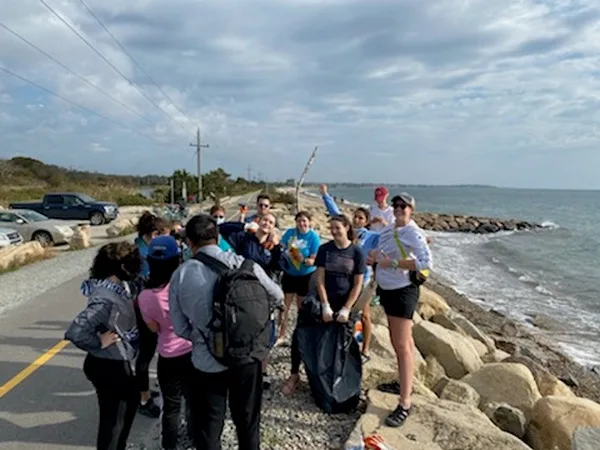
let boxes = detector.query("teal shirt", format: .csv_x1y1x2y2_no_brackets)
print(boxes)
218,235,233,253
280,228,320,277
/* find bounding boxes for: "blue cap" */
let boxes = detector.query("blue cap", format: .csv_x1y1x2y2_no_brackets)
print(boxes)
148,235,181,260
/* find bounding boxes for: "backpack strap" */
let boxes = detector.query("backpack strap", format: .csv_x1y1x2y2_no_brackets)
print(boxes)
193,251,230,276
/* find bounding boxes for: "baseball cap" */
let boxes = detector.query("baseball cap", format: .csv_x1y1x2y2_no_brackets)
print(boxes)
392,192,416,209
148,235,181,260
374,186,389,200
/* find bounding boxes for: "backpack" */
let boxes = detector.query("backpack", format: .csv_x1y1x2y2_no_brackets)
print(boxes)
193,252,272,367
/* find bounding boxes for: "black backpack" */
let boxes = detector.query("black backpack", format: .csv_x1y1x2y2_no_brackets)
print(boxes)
193,252,272,367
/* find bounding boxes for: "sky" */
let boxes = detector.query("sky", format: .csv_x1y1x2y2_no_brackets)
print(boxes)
1,0,600,189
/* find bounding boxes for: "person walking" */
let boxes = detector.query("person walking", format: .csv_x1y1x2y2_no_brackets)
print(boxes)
367,193,432,428
137,236,193,450
65,242,142,450
169,214,284,450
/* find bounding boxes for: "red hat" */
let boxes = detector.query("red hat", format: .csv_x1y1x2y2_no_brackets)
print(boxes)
374,186,388,200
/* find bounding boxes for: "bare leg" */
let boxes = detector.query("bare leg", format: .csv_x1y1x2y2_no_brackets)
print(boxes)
278,293,295,341
387,315,414,409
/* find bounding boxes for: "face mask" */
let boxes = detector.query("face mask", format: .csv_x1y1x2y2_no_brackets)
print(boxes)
216,217,225,225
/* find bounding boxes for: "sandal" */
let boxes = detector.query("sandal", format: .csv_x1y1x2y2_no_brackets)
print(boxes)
282,375,300,396
385,404,411,428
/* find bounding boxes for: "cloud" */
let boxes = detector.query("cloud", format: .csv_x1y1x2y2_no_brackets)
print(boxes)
0,0,599,188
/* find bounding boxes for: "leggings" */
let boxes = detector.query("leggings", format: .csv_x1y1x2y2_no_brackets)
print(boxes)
135,307,158,392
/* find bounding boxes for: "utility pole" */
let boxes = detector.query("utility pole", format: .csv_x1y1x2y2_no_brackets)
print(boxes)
190,127,209,203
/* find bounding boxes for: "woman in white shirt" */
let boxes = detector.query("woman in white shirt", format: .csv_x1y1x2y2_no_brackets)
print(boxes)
367,193,432,428
369,186,394,232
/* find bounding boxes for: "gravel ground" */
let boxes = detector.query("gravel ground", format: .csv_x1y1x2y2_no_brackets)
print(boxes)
133,310,364,450
0,245,98,316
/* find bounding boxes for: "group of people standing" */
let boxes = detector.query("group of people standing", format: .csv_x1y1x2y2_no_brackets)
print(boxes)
65,187,433,450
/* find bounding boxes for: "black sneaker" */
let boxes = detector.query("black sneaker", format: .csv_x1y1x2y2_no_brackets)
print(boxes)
377,381,400,395
138,398,161,418
150,390,160,399
384,404,411,428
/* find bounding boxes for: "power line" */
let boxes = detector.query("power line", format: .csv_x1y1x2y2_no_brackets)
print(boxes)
76,0,190,122
0,21,158,128
38,0,194,137
0,65,171,146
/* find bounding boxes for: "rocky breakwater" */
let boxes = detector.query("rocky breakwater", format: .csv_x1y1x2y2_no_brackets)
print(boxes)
346,288,600,450
413,212,542,234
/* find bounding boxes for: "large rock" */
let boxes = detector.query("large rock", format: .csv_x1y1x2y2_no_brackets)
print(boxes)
70,228,91,250
482,402,527,439
450,312,496,352
439,379,480,407
418,355,447,390
462,363,542,416
106,218,135,238
0,241,46,271
573,428,600,450
504,354,574,397
417,288,450,320
413,321,483,379
526,396,600,450
358,390,530,450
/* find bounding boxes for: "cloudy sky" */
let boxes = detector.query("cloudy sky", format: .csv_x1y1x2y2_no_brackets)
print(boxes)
1,0,599,189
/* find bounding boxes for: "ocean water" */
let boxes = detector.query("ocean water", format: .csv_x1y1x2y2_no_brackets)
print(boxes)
319,186,600,366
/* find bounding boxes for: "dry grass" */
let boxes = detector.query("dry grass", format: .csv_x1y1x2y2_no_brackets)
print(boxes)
0,247,56,275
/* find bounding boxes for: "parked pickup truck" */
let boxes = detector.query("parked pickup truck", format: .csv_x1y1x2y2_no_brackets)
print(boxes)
9,193,119,226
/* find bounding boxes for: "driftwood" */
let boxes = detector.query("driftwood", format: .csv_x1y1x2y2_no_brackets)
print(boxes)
294,146,319,214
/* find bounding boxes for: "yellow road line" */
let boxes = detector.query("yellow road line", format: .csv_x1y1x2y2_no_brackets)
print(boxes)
0,339,70,399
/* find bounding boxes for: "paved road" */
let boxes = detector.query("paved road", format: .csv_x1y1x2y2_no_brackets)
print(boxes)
0,192,258,449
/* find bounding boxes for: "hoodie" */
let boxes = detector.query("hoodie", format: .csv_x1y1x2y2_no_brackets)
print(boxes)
219,222,281,274
65,279,139,361
375,220,433,290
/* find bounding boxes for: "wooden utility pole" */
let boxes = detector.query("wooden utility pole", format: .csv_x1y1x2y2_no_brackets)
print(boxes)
190,127,209,202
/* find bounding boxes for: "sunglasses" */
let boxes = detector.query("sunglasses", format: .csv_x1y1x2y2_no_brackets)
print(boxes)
258,203,270,208
212,215,225,219
393,202,409,210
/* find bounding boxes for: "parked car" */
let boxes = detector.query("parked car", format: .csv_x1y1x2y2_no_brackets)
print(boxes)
9,193,119,226
0,209,78,246
0,227,24,249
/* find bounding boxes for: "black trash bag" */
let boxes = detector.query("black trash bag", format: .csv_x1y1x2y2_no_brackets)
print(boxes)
296,295,362,414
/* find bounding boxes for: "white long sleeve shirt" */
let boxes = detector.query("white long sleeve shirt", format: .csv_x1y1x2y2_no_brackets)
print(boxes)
375,220,433,290
369,204,395,232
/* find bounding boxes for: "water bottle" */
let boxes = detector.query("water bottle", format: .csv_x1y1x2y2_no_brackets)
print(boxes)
213,318,225,358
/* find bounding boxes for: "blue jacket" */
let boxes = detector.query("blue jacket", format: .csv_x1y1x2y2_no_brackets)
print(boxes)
219,222,281,274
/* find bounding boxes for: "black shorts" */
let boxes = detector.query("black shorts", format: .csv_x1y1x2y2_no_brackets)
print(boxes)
377,285,420,319
281,272,313,297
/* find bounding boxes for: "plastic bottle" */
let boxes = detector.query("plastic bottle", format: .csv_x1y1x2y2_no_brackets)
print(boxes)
354,319,363,344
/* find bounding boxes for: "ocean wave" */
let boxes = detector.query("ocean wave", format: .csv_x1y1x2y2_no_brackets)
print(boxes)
540,220,559,229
